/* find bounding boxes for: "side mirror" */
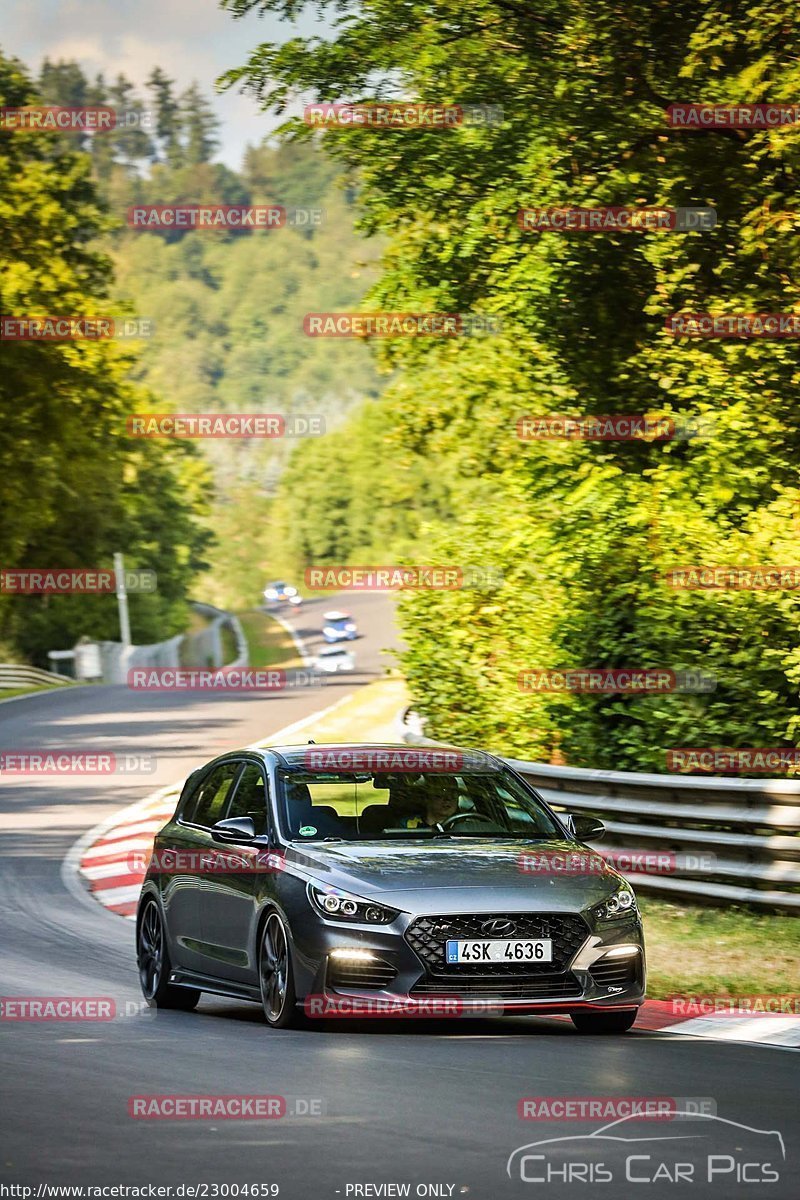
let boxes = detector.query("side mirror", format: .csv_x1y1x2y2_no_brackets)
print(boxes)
211,816,256,842
569,814,605,842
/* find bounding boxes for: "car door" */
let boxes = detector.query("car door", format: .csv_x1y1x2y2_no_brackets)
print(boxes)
163,759,244,977
201,759,272,985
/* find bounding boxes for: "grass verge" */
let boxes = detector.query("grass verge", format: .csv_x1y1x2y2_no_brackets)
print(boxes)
639,895,799,998
264,675,409,746
0,683,73,700
237,609,304,670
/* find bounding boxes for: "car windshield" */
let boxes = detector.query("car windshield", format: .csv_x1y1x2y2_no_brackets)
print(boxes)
277,768,563,841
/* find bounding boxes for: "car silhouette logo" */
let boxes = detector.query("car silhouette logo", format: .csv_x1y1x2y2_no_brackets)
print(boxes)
481,918,517,936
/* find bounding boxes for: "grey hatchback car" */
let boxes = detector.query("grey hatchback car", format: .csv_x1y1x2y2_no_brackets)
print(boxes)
136,743,645,1031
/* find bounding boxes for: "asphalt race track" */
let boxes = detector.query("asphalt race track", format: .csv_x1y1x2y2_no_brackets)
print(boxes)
1,596,797,1198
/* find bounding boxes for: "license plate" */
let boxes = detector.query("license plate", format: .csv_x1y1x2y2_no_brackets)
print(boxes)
445,938,552,964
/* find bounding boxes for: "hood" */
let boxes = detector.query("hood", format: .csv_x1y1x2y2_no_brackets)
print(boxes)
286,838,626,914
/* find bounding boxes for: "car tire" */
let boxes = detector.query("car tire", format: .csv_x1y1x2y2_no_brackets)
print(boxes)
570,1008,638,1034
137,898,201,1011
258,911,303,1029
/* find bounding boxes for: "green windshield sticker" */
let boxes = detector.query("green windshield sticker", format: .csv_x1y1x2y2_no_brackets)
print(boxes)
299,825,317,836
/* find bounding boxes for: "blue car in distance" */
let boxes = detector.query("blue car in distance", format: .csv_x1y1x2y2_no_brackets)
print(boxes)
322,611,357,642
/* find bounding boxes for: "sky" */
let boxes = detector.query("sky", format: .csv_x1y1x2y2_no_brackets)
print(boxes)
1,0,319,168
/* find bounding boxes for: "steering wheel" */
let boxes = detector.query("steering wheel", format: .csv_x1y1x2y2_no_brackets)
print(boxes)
437,811,498,830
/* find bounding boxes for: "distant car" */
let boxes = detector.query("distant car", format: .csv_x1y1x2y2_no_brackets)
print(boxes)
322,611,357,642
263,581,302,607
312,645,356,674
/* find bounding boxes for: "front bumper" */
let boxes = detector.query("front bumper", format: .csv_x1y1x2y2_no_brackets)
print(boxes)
290,905,645,1016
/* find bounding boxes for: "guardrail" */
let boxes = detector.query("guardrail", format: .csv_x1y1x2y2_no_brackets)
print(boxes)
189,603,248,669
0,663,75,689
399,711,800,911
45,602,250,684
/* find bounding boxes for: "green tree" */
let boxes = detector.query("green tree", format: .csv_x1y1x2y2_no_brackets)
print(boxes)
180,81,219,166
0,49,210,664
224,0,800,769
147,66,182,168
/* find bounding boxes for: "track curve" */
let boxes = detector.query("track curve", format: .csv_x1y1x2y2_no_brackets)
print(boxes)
0,598,797,1196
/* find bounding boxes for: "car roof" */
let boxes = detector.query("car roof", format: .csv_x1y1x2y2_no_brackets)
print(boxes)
262,742,502,770
323,610,351,620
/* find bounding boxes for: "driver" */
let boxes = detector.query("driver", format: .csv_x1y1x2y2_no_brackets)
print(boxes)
396,776,460,829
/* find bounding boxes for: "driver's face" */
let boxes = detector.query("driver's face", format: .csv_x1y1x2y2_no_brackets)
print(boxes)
426,781,459,822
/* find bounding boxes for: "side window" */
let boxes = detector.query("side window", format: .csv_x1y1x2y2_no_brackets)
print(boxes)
186,762,242,829
225,763,269,836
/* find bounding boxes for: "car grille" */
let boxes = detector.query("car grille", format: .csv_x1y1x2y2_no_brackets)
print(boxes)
590,956,640,991
327,957,397,991
405,912,590,977
411,973,583,999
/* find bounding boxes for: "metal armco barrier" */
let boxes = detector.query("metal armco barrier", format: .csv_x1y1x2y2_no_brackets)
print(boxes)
0,663,74,689
400,715,800,911
189,602,248,669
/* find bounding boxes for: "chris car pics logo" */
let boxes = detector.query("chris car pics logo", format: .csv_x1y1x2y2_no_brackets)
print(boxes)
507,1112,785,1185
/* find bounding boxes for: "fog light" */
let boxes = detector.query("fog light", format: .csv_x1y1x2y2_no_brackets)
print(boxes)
601,945,641,959
329,949,377,962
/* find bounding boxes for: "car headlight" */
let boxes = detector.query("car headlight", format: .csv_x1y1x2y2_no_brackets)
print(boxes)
308,883,397,924
593,881,638,922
